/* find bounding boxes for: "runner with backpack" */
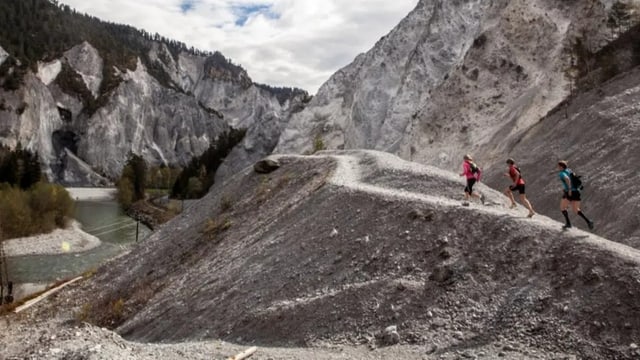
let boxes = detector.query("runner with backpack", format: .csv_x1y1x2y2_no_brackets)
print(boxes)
557,160,594,230
459,154,484,206
504,158,535,218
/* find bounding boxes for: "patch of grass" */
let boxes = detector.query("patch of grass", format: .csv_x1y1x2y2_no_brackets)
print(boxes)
255,176,271,204
76,303,92,322
220,195,233,212
82,267,98,278
221,219,232,231
313,135,326,153
255,173,292,204
84,297,127,327
273,173,291,192
202,217,232,241
111,298,125,318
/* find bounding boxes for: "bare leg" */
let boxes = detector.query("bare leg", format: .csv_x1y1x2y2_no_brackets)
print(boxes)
519,194,535,217
560,198,571,228
462,189,471,206
572,200,594,229
571,200,581,214
504,188,517,208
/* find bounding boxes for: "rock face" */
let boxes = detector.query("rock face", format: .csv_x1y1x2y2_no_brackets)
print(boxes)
76,57,230,180
0,45,9,66
63,41,104,98
275,0,611,170
0,42,306,184
36,59,62,86
60,149,110,186
0,73,64,180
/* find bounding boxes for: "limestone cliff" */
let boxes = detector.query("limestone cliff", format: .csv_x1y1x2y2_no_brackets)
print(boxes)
0,45,8,66
0,42,306,184
274,0,640,246
275,0,613,170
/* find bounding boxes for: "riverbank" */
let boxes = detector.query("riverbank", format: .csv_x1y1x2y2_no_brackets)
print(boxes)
4,187,115,256
128,199,180,230
4,221,101,257
65,187,116,201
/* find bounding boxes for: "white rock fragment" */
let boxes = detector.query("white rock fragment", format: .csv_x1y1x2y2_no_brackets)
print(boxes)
0,45,8,66
383,325,400,345
37,60,62,85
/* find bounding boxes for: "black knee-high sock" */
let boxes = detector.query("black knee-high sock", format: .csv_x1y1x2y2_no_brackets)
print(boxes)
562,210,571,226
578,211,591,223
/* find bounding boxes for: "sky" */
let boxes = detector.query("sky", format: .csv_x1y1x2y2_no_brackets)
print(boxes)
59,0,418,94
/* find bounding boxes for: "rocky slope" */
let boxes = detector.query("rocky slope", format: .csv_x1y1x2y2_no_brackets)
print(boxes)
482,64,640,249
3,150,640,359
275,0,613,166
0,39,306,185
273,0,640,247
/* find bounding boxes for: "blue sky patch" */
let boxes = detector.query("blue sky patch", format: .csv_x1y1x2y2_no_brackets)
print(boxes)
180,0,196,13
233,4,278,26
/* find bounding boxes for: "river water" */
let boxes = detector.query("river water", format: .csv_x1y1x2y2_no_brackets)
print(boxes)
7,189,151,299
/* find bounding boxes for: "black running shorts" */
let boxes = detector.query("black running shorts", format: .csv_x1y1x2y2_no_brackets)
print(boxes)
465,178,476,194
509,184,525,194
562,190,581,201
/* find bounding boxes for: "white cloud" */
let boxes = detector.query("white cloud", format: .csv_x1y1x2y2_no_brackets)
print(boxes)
60,0,418,94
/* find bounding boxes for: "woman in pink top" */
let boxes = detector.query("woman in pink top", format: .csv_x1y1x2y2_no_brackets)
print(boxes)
459,154,484,206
